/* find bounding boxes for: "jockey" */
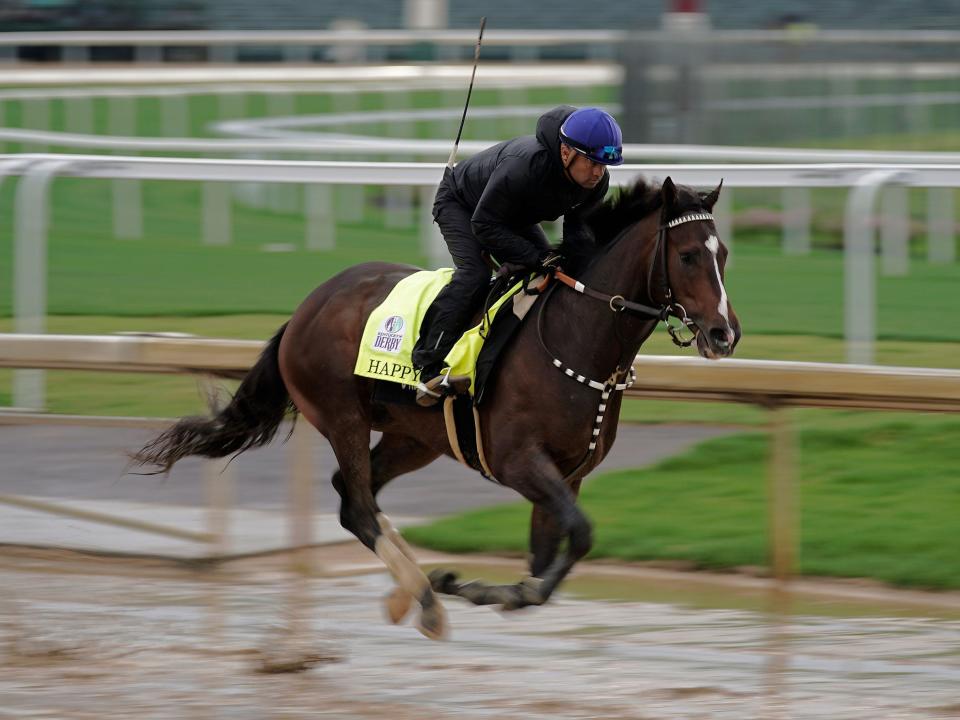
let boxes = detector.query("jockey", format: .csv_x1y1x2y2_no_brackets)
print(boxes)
412,105,624,406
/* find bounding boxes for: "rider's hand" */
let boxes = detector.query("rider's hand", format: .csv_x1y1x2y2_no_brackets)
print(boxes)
494,262,528,280
537,250,564,275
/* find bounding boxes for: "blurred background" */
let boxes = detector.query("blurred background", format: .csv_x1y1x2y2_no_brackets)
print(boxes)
0,2,957,717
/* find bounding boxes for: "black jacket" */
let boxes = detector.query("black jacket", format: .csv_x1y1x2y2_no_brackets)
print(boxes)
442,105,610,267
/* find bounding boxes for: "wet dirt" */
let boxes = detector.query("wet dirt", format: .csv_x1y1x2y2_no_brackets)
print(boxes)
0,548,958,720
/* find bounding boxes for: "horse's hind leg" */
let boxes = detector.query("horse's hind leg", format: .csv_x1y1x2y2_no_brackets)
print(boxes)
368,434,441,626
329,429,447,640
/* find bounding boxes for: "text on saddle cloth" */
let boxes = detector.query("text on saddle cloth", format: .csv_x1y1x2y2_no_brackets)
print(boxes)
354,268,536,393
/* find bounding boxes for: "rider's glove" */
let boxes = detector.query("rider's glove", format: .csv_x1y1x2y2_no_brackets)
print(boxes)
494,261,529,281
536,250,564,276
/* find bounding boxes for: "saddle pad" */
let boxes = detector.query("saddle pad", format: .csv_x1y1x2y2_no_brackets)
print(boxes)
353,268,522,392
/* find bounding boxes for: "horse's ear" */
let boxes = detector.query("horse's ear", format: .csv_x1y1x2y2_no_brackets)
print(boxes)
702,179,723,211
662,176,678,208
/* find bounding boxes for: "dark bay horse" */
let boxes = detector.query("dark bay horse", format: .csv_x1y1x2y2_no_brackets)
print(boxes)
132,177,741,640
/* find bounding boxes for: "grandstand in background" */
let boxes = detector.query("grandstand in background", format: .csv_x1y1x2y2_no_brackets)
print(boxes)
0,0,958,32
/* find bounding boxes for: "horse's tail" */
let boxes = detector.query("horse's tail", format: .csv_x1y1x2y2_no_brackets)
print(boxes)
130,323,295,474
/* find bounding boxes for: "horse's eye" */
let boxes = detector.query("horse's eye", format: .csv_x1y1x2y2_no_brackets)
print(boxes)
679,252,697,265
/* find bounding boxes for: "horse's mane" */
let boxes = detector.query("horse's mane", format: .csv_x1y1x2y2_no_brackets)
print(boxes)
556,178,705,275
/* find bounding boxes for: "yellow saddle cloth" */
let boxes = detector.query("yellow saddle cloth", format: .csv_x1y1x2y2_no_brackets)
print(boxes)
353,268,520,393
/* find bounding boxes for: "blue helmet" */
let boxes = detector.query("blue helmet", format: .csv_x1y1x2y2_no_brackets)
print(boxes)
558,107,624,166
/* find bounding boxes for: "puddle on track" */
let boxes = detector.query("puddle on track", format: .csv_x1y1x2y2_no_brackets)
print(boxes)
0,559,958,720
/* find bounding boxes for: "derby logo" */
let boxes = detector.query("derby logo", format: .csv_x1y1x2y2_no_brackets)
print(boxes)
383,315,404,333
372,315,405,354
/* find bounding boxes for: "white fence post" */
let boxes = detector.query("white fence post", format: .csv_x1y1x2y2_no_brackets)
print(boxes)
266,92,300,214
65,96,94,136
108,95,143,239
12,160,72,410
420,184,445,268
305,184,335,250
22,99,50,153
161,93,189,138
880,185,910,276
843,170,908,365
782,186,811,255
333,91,365,222
927,188,956,264
714,187,733,267
385,91,415,230
202,181,232,246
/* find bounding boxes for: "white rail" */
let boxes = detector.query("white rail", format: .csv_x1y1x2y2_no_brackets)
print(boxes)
4,333,958,411
2,152,958,410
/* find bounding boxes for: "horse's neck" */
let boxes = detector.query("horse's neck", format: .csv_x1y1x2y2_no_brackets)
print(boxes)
544,215,659,376
582,214,658,306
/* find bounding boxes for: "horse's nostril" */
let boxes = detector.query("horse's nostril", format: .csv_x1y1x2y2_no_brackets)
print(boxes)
709,327,730,348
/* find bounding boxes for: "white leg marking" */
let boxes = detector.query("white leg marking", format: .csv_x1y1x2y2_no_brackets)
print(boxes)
705,235,730,325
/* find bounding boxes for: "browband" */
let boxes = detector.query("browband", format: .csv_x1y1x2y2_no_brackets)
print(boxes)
666,212,715,228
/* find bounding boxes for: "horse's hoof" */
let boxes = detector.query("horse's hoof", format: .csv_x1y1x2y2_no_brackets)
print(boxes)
501,577,545,612
428,568,460,595
383,587,414,624
416,602,449,641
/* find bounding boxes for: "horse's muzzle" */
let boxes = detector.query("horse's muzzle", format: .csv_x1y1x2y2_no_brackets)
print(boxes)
696,323,738,359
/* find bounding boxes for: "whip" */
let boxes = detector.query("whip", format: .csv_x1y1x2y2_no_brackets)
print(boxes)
447,16,486,168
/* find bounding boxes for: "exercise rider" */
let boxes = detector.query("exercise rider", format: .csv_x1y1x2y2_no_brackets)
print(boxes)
412,105,625,407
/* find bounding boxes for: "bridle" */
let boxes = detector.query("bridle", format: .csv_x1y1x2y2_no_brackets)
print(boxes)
649,208,717,347
532,207,717,480
551,207,715,348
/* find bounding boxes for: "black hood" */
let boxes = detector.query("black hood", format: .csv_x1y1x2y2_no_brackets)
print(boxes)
535,105,577,171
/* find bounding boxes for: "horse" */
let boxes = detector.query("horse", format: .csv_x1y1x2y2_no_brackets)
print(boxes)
131,176,741,640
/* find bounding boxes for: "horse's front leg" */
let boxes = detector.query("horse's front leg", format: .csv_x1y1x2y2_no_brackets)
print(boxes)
430,457,592,611
528,477,583,578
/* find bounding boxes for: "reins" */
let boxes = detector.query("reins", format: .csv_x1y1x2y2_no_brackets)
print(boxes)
550,207,715,348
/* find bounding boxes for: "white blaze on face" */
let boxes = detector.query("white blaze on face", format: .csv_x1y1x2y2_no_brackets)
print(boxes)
705,235,730,324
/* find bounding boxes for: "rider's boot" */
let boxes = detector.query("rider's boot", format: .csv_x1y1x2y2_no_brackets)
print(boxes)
415,365,471,407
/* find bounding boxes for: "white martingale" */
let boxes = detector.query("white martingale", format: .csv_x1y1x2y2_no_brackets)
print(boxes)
550,356,637,451
705,234,731,324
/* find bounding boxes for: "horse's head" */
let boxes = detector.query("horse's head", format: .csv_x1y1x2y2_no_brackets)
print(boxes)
658,177,741,359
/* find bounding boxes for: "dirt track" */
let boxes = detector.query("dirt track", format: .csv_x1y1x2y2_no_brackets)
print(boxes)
1,546,958,720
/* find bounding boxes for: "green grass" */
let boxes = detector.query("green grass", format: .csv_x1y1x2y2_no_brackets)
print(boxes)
405,415,960,590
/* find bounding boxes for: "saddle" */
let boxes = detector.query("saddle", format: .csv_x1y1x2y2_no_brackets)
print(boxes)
354,266,546,405
353,264,551,480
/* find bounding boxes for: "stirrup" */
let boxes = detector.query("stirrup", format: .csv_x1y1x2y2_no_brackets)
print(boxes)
415,369,470,407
